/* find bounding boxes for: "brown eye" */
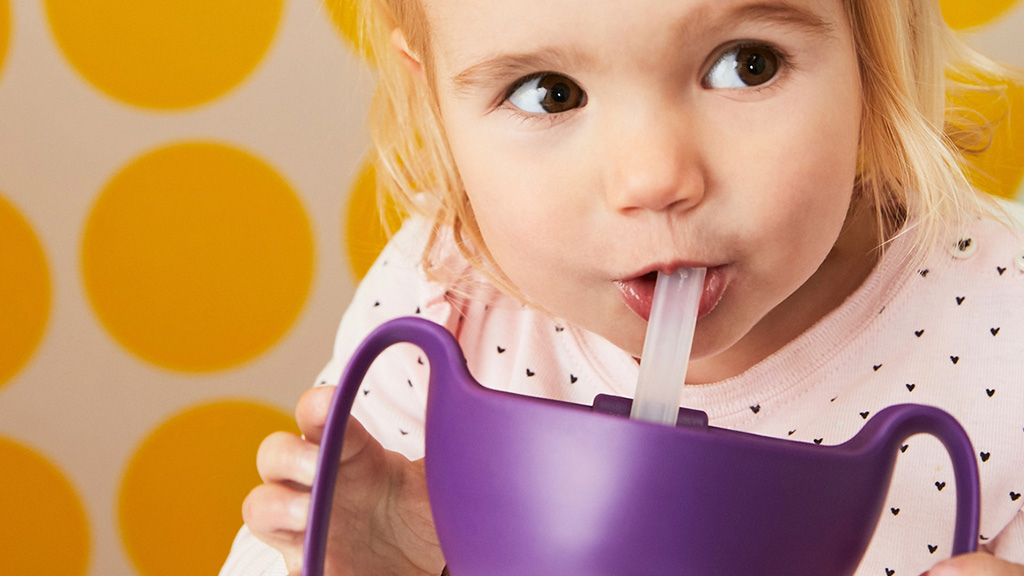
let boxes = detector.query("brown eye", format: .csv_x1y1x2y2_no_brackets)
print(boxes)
735,46,778,86
508,73,586,114
705,44,781,89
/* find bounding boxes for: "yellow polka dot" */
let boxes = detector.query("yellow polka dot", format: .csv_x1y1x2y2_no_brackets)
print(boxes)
344,157,405,279
0,193,51,389
119,401,294,576
0,438,90,576
0,0,9,79
45,0,282,109
324,0,373,61
82,142,314,372
948,74,1024,199
940,0,1021,30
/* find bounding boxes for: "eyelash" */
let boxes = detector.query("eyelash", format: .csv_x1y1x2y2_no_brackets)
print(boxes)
496,72,582,128
496,40,794,125
507,108,570,129
701,40,793,94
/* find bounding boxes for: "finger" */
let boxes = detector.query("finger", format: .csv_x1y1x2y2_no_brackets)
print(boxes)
242,483,310,546
338,417,375,465
296,387,374,466
296,385,335,444
256,431,318,486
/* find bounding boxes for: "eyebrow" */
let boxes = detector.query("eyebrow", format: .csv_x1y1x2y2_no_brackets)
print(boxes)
702,1,837,39
449,47,587,97
448,1,835,95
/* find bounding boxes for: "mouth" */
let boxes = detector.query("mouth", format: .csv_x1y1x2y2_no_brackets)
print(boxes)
615,265,727,323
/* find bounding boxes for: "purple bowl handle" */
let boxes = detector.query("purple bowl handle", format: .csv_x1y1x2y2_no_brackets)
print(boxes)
302,317,982,574
302,317,469,576
850,404,980,555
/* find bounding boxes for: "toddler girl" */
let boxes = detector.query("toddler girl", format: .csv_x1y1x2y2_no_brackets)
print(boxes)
223,0,1024,574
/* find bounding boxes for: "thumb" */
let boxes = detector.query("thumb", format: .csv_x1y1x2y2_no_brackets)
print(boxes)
295,385,335,444
296,385,374,466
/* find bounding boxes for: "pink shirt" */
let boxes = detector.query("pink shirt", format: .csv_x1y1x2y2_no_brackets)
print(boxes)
223,204,1024,575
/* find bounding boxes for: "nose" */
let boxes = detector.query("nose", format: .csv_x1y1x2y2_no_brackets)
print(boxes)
603,105,705,214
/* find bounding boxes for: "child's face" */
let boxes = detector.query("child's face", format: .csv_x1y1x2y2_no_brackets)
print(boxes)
422,0,868,381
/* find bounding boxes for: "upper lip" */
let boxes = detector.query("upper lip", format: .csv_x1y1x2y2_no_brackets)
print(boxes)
618,261,721,281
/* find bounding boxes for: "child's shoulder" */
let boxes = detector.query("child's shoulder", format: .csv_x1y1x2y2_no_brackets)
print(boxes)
925,200,1024,287
345,216,480,325
859,200,1024,416
973,199,1024,252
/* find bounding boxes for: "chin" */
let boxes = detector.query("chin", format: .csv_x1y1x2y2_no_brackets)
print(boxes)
599,318,647,358
688,317,756,366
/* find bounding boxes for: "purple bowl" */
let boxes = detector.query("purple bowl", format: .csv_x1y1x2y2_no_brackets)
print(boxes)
305,317,979,576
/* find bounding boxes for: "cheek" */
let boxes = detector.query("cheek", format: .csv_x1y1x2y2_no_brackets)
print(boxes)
444,120,519,233
780,133,858,218
749,90,860,218
714,101,861,286
765,140,858,263
446,117,591,272
455,150,604,320
450,136,560,297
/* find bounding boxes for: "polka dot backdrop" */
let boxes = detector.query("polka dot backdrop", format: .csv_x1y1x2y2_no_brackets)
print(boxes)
0,1,1019,575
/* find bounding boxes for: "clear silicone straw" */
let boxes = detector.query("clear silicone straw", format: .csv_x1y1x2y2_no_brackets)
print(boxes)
629,267,706,425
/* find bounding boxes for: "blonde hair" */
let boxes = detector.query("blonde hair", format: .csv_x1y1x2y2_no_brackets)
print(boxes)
358,0,492,286
844,0,1014,255
359,0,1016,280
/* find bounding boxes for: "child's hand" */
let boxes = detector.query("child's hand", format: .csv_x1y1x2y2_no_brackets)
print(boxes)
922,552,1024,575
242,386,445,576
